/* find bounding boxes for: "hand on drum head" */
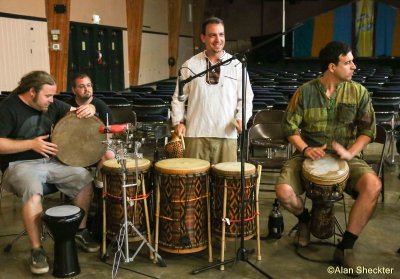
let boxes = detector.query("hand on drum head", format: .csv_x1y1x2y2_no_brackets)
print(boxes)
32,135,59,158
72,103,96,119
304,144,327,160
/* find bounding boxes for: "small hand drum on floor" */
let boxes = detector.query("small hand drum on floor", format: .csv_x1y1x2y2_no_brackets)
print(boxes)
301,154,349,239
42,205,84,278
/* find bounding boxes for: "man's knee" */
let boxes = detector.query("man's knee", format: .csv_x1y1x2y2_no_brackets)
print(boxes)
23,194,43,209
276,184,296,202
356,173,382,198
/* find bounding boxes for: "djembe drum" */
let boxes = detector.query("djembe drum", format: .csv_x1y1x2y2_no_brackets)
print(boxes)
102,158,152,241
154,158,211,255
302,154,349,239
211,162,257,240
42,205,84,278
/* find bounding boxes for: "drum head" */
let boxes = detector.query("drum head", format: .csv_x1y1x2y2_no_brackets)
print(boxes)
155,158,210,175
102,158,151,173
302,154,349,185
52,112,107,167
45,205,80,217
212,162,256,177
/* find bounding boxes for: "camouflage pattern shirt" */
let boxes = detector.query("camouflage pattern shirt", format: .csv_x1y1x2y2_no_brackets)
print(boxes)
282,78,376,151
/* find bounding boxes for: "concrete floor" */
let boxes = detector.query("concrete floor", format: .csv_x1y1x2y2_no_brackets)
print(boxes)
0,143,399,279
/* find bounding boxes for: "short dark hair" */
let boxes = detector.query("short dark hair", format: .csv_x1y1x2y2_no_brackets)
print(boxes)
318,41,352,72
70,72,91,87
13,71,56,95
201,17,224,35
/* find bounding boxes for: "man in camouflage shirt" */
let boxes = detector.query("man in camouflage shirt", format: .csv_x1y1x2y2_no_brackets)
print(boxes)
276,41,381,271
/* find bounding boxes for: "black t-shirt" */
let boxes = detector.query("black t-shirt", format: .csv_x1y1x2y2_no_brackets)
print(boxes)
0,93,71,170
66,97,113,125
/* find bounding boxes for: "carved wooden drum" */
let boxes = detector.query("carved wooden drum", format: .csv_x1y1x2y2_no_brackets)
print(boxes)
302,154,349,239
211,162,257,241
154,158,210,254
102,158,151,239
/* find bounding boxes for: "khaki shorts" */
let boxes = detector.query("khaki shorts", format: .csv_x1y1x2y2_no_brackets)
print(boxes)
276,152,376,198
2,158,93,203
184,137,237,165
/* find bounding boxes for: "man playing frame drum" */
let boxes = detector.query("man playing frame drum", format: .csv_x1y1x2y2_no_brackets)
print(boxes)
68,72,115,188
0,71,100,275
275,41,381,271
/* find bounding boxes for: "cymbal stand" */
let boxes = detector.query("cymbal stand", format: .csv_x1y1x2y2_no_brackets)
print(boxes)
112,141,165,279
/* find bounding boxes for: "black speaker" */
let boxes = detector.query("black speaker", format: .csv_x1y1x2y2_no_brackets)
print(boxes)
54,4,66,14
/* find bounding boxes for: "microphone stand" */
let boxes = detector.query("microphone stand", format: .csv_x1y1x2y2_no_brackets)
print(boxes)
187,23,303,278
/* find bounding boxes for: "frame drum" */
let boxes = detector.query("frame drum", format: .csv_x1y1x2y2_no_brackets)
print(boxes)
51,112,106,167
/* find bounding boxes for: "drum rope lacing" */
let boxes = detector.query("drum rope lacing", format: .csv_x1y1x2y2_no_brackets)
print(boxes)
222,212,259,224
104,192,151,201
167,193,209,203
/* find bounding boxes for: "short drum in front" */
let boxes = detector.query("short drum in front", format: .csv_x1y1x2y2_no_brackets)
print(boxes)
211,162,257,240
302,154,349,202
42,205,84,278
102,158,151,240
301,154,349,239
155,158,210,254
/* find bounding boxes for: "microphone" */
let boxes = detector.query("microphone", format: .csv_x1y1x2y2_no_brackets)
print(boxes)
99,124,128,134
178,68,186,102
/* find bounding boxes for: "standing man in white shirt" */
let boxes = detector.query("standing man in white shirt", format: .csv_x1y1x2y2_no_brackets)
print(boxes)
171,17,254,164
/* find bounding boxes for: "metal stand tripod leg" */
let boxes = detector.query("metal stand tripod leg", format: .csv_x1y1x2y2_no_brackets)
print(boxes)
110,142,166,279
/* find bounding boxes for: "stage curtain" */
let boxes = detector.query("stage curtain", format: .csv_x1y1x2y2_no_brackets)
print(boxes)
311,11,334,57
355,0,374,57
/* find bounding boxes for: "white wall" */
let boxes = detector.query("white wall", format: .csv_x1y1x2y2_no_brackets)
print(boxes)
138,0,169,84
0,17,50,92
138,33,169,84
0,0,196,90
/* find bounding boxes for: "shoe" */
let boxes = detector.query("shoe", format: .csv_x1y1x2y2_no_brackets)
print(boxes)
295,222,310,247
333,248,360,272
75,229,100,253
30,247,49,275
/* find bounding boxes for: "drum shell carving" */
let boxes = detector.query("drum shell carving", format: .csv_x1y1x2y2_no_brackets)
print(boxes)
155,158,210,254
211,162,257,240
102,158,151,239
301,155,349,239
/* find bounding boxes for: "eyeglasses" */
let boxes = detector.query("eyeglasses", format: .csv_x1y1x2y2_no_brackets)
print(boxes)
76,83,93,89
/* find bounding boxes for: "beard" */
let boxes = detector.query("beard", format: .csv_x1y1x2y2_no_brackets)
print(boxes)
32,94,49,112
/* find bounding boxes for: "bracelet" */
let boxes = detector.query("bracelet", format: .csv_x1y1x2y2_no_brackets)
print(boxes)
302,146,311,156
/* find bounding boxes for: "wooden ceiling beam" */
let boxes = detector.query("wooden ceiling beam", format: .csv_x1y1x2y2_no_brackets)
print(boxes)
45,0,71,92
126,0,144,86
